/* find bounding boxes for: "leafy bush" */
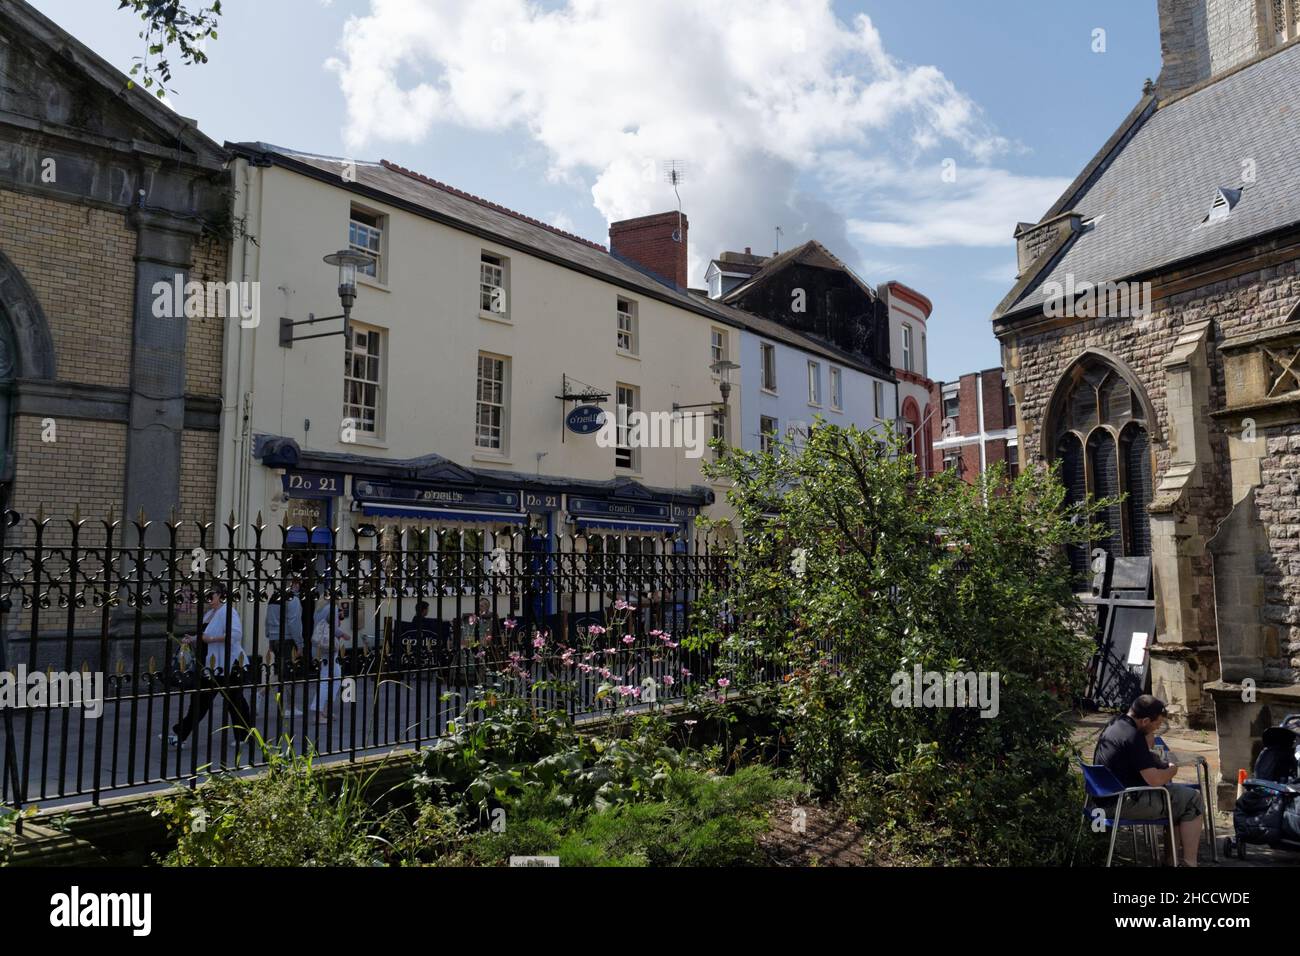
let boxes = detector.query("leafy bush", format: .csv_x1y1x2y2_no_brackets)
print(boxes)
153,734,390,867
459,765,801,867
699,424,1105,864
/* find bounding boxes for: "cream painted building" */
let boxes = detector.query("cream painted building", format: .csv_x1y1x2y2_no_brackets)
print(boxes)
217,145,754,543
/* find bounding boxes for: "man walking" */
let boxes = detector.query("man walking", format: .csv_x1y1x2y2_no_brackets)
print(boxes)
168,584,254,749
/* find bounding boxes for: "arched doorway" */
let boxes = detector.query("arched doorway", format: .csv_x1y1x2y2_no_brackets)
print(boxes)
0,248,57,487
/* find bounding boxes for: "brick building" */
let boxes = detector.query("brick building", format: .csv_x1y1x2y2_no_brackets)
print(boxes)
0,0,230,546
928,368,1017,482
992,0,1300,779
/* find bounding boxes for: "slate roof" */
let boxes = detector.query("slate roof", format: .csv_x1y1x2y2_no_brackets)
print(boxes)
722,239,878,305
228,143,892,379
1000,40,1300,318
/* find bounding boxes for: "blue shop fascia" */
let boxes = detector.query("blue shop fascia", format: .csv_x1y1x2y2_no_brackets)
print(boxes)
254,435,714,550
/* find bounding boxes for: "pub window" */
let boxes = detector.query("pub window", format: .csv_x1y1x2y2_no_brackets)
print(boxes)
348,206,384,280
480,251,509,317
761,343,777,391
344,323,384,436
475,352,509,452
615,383,639,470
711,327,728,365
617,297,638,354
1050,360,1153,579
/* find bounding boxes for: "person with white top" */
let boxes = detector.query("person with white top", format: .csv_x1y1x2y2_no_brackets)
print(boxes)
312,601,352,717
167,584,254,747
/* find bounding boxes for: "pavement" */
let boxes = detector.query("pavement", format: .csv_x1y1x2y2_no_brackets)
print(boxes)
1070,710,1297,867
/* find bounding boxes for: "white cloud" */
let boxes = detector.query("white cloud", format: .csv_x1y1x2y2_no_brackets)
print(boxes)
325,0,1044,280
847,167,1071,249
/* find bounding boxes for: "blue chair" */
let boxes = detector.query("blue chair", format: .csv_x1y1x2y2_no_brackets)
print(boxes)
1077,759,1178,867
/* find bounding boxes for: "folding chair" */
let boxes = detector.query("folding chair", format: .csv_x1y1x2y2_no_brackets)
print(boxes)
1077,760,1178,867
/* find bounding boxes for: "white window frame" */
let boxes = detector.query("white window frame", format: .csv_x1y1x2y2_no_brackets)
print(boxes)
760,415,778,454
475,352,510,453
617,297,638,354
615,383,640,471
343,323,384,437
901,323,914,373
873,380,886,420
830,366,843,410
807,360,822,406
348,207,384,281
761,343,777,392
711,327,727,365
480,252,509,319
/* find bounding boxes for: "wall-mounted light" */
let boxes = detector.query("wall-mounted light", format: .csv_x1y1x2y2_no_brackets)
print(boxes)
279,248,374,348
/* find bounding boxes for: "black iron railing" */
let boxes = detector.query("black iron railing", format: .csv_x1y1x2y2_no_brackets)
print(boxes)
0,511,748,810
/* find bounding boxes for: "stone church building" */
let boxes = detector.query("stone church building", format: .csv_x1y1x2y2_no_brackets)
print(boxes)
994,0,1300,798
0,0,230,543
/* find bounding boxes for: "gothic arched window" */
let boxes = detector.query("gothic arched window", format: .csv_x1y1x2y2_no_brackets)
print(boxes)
1050,359,1153,573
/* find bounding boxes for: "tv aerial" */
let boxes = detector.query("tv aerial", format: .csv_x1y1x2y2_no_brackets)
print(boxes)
664,160,686,242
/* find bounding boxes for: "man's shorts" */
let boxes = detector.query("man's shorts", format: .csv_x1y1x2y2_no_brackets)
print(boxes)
1104,785,1204,823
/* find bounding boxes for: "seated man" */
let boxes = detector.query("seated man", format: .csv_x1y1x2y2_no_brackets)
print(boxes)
1093,694,1204,866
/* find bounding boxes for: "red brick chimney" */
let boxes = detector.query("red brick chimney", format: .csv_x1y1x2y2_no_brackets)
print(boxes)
608,211,688,289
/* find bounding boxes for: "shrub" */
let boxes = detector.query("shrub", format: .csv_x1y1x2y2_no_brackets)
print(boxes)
699,424,1106,864
153,735,388,867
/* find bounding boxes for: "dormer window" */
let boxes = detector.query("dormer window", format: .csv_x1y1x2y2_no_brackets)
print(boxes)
1200,187,1242,225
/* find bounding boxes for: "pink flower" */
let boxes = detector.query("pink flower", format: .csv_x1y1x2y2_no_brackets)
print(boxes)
622,634,635,645
650,629,663,638
717,678,730,688
588,625,606,636
578,663,593,674
680,667,691,678
532,634,546,649
503,618,518,630
663,675,675,686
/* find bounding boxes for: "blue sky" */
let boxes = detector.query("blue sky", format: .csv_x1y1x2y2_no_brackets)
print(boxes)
31,0,1161,382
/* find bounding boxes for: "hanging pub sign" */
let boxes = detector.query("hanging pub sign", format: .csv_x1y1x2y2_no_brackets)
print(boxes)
565,404,606,435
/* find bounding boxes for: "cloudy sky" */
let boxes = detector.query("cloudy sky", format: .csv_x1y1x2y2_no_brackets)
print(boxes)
31,0,1160,381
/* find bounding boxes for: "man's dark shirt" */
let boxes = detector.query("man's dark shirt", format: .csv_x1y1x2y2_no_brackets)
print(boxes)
1094,714,1158,790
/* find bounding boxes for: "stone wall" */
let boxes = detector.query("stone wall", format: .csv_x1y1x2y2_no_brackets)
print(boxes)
1003,254,1300,720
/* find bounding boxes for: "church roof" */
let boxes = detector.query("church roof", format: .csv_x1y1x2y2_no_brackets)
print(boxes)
997,39,1300,320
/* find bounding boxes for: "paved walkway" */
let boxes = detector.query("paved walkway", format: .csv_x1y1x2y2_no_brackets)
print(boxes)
1071,711,1297,867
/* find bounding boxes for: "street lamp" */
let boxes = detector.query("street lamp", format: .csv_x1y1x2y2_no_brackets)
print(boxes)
673,360,740,413
279,248,374,348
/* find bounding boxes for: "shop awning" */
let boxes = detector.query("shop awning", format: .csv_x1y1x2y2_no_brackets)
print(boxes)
360,503,526,523
575,517,682,534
